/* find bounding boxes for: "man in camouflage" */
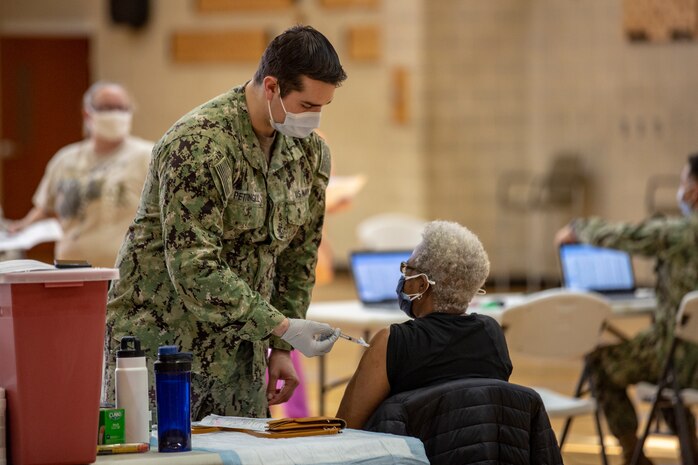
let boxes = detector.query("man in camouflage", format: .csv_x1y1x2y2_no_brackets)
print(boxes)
555,153,698,465
104,25,347,419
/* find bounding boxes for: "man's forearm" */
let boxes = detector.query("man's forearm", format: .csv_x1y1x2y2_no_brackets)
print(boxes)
7,206,50,233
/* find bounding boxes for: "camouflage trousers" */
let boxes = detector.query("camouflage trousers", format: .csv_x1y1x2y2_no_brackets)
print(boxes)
587,326,698,439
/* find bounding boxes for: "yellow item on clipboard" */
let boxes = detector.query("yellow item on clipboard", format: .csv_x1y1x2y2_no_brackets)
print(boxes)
192,416,346,439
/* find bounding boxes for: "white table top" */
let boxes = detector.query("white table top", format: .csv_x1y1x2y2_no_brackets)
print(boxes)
94,428,429,465
307,291,656,329
95,449,221,464
307,300,410,327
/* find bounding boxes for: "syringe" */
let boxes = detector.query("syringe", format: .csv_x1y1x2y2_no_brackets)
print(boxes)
339,332,370,348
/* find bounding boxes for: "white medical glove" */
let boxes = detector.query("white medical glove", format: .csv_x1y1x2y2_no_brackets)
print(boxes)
280,318,340,357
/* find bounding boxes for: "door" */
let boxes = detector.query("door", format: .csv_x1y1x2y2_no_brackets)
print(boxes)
1,36,90,261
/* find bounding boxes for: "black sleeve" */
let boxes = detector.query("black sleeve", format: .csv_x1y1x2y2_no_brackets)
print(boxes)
480,314,514,380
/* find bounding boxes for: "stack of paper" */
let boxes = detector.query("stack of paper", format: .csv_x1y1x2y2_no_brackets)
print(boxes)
0,260,55,274
326,175,367,210
193,415,346,438
0,219,62,252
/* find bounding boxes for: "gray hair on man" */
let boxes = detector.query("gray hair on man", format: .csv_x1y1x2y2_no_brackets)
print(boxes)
82,81,132,111
411,220,490,314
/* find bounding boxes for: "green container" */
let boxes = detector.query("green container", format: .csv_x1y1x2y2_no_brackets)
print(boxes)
98,408,125,445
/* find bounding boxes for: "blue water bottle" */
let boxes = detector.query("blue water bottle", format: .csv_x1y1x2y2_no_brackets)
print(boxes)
154,345,193,452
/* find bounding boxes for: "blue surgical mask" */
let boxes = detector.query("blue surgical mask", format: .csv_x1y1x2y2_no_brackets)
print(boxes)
396,274,433,318
677,186,693,217
396,276,415,318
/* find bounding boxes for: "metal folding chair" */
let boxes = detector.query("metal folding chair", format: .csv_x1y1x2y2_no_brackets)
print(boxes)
501,288,612,465
631,290,698,465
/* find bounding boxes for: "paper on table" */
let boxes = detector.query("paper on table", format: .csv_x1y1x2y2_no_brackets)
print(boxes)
197,414,269,432
195,415,346,439
0,259,55,274
326,175,367,210
0,219,62,252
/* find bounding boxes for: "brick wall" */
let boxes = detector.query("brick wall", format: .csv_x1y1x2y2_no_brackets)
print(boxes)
424,0,698,286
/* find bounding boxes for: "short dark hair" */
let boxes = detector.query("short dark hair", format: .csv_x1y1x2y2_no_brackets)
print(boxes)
253,25,347,97
688,153,698,180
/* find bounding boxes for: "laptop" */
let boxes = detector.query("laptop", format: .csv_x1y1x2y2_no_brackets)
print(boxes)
349,250,413,310
558,243,639,299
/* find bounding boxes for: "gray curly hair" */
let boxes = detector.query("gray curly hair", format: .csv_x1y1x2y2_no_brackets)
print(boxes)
411,220,489,314
82,81,133,111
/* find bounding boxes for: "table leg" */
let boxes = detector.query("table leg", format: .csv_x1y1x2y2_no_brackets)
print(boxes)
318,353,326,416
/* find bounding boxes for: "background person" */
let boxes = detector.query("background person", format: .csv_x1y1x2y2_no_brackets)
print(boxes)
554,153,698,465
336,220,512,429
104,25,347,420
7,81,153,267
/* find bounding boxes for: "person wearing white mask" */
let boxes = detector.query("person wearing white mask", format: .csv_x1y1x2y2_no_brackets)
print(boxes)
103,25,347,421
555,153,698,465
8,81,153,267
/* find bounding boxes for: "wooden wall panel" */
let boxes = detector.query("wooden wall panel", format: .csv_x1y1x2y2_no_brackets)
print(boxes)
172,29,267,63
319,0,378,8
391,66,409,125
346,25,380,61
623,0,698,41
197,0,293,12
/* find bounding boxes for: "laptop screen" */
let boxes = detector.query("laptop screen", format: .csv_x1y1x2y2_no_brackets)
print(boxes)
350,250,413,304
559,243,635,293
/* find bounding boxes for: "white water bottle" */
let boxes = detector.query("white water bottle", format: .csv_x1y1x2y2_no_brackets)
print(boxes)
115,336,150,444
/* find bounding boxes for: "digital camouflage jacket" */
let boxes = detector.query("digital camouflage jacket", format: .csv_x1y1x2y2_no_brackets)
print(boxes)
574,214,698,335
104,85,330,418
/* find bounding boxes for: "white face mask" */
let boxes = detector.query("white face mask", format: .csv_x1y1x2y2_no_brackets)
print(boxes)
267,88,321,138
89,110,132,141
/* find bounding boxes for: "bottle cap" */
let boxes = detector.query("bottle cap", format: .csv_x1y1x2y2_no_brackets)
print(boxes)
117,336,146,358
158,345,179,356
154,345,192,373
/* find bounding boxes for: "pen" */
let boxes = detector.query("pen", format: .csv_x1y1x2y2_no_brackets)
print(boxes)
97,442,150,455
339,332,370,348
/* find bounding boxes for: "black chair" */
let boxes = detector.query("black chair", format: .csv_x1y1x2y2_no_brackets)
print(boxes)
363,378,563,465
631,291,698,465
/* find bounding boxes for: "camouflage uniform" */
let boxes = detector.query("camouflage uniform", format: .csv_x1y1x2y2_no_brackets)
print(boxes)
573,215,698,440
103,85,330,420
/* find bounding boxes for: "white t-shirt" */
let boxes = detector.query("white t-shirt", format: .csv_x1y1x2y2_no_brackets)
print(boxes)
33,136,153,267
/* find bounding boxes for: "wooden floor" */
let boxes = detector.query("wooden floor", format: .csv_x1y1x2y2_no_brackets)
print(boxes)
271,272,684,465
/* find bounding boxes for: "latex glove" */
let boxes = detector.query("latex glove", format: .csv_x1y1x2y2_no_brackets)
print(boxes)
280,318,340,357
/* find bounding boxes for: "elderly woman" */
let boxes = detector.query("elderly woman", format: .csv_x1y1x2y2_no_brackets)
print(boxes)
336,220,513,429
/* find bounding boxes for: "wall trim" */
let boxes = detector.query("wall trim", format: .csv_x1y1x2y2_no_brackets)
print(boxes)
0,20,95,36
